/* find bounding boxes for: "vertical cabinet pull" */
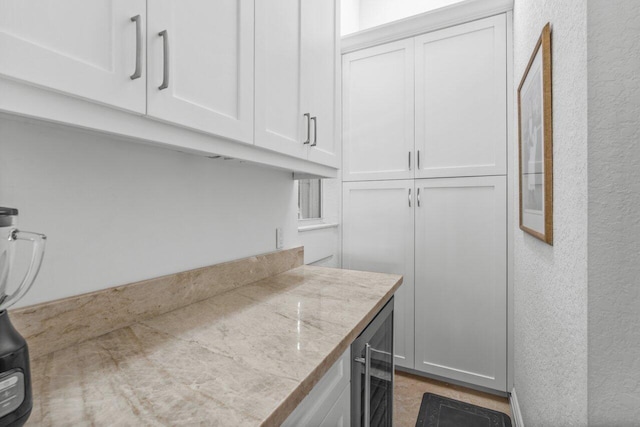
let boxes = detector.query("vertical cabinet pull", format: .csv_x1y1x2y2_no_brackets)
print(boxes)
363,343,371,427
417,150,421,170
408,188,412,207
130,15,142,80
408,151,412,170
158,30,170,90
303,113,311,144
310,116,317,147
354,344,373,427
417,187,421,207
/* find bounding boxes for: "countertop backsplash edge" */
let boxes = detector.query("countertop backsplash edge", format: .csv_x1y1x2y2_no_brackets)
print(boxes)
10,246,304,360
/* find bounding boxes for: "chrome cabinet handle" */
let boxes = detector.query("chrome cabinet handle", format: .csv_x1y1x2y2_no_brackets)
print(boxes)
354,344,372,427
158,30,169,90
130,15,142,80
310,116,317,147
363,343,371,427
408,151,412,170
408,188,412,207
417,150,421,170
303,113,311,144
417,187,421,207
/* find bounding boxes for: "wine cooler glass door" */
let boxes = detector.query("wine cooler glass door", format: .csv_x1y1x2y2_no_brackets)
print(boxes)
352,298,394,427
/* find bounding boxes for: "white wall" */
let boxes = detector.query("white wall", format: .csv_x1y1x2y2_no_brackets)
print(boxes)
341,0,466,34
512,1,588,425
341,0,361,36
0,117,301,307
587,1,640,424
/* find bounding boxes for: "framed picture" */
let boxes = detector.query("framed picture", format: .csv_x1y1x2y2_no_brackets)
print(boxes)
518,23,553,245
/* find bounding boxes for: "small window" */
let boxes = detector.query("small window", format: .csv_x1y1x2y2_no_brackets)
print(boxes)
298,179,322,220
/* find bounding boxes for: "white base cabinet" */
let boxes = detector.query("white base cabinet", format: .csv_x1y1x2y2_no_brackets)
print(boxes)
414,176,507,391
342,180,415,369
342,177,508,391
282,348,350,427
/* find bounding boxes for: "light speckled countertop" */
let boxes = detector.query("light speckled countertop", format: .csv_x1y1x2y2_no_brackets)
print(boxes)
27,266,401,426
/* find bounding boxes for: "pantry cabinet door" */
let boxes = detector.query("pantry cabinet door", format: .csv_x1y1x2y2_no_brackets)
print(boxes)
342,40,415,181
343,180,415,369
304,0,340,168
414,15,506,178
147,0,254,144
0,0,146,113
254,0,308,159
414,176,507,391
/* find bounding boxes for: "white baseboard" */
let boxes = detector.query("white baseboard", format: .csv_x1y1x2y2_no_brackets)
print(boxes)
509,388,524,427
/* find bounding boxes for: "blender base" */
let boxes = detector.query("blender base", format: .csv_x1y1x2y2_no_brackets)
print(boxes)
0,311,31,427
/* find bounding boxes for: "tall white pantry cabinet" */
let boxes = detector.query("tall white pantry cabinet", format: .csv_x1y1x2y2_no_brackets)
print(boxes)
342,14,510,392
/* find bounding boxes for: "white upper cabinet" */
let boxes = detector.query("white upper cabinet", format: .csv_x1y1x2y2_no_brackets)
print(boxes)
414,15,506,178
0,0,339,175
254,0,308,159
255,0,339,167
0,0,146,113
304,0,340,168
342,180,415,369
342,40,415,181
147,0,254,144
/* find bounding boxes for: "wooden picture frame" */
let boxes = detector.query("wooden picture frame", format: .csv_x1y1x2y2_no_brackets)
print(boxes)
518,23,553,245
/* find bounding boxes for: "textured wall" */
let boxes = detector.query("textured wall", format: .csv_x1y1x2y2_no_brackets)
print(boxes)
512,1,588,425
587,1,640,424
0,117,301,307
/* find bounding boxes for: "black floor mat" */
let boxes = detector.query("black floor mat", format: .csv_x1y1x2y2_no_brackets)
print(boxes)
415,393,512,427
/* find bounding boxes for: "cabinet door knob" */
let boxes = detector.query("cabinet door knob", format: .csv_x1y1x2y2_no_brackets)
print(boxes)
417,187,421,207
408,188,412,207
130,15,142,80
310,116,317,147
158,30,170,90
408,151,412,171
303,113,311,144
417,150,421,170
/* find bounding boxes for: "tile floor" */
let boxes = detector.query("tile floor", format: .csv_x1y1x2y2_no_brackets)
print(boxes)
394,370,511,426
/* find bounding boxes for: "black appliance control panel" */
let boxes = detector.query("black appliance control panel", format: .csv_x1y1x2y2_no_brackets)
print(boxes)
0,370,25,418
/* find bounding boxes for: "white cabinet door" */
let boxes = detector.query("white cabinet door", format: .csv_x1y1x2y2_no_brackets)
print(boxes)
319,386,350,427
342,40,415,181
147,0,254,144
255,0,339,167
282,349,350,427
305,0,340,168
414,176,507,391
343,181,415,369
254,0,308,159
414,15,506,178
0,0,146,113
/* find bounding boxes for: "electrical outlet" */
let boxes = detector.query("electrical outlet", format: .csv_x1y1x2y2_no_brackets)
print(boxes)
276,228,284,249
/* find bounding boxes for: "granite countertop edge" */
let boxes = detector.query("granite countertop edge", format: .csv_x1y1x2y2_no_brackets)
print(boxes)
263,268,402,426
27,265,403,426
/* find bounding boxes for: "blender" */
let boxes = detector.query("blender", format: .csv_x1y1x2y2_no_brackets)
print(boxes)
0,208,46,427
